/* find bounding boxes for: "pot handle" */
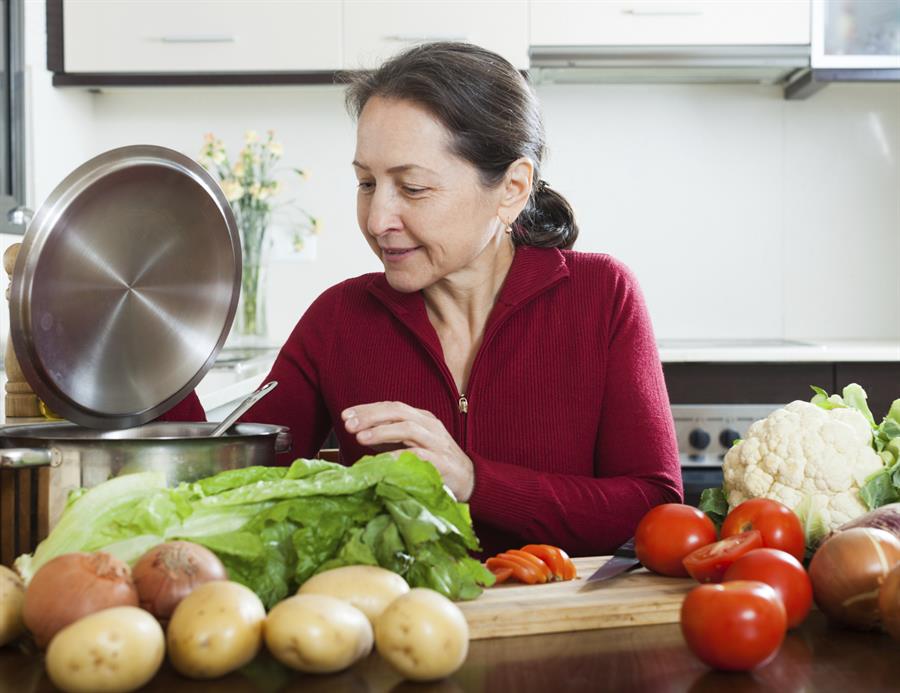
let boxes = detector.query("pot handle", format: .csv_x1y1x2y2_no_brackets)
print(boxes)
0,447,63,468
275,428,292,455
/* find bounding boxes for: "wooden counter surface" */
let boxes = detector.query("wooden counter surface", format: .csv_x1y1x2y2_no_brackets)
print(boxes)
2,610,897,693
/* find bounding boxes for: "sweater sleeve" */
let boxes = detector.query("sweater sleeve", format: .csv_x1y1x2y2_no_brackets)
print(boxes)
237,285,340,464
467,258,683,556
156,390,207,422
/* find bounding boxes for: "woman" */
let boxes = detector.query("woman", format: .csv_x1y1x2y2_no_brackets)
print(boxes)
172,42,681,558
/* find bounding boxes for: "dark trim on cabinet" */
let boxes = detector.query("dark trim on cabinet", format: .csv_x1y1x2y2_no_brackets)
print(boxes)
46,0,64,72
51,71,343,87
663,363,835,405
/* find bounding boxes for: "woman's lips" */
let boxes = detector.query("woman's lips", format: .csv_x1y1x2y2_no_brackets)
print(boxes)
381,247,420,262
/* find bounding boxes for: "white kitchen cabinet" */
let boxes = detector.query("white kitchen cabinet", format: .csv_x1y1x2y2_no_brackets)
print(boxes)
530,0,810,47
62,0,342,73
342,1,529,70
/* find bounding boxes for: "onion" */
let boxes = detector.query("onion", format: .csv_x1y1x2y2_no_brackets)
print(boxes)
808,527,900,630
132,541,227,623
23,552,139,647
832,503,900,541
878,563,900,640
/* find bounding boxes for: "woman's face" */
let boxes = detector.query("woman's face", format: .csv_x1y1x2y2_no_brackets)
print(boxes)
353,96,506,293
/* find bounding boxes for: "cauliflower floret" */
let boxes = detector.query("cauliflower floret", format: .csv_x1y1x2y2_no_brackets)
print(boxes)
723,400,883,533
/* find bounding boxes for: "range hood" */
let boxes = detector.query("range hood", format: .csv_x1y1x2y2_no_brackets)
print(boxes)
528,45,810,86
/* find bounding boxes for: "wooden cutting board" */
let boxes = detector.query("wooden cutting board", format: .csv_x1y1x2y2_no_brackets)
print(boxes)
458,556,696,640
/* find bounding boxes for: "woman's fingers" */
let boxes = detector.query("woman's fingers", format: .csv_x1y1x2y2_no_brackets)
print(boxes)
355,419,435,449
342,401,435,434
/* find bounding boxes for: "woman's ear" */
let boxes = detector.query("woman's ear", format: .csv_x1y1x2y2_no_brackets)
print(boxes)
497,157,534,224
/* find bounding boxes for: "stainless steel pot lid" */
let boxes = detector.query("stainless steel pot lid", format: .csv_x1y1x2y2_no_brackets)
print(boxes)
10,145,241,429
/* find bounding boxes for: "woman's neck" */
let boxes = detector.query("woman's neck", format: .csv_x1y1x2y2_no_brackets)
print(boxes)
423,234,515,339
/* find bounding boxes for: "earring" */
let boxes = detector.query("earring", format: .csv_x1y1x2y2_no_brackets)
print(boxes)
503,218,512,234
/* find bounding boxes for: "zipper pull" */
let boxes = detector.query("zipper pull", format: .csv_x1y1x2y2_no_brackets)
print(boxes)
458,395,468,414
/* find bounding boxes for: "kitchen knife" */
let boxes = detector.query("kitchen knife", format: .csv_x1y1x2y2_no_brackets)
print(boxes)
580,538,640,587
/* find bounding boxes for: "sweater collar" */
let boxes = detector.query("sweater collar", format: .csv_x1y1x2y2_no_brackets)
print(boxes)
366,246,570,336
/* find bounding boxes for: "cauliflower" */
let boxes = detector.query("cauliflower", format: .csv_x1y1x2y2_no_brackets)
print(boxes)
723,400,883,536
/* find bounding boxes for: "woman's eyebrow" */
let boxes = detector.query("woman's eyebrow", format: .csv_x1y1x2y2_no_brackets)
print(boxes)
352,161,437,175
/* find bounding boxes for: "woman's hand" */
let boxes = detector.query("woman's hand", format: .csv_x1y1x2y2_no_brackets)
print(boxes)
341,401,475,501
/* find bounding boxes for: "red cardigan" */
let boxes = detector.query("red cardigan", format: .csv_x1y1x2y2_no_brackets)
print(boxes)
166,247,682,557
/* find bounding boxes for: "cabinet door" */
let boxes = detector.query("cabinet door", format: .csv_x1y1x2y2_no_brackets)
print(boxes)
63,0,342,73
343,1,529,70
530,0,810,47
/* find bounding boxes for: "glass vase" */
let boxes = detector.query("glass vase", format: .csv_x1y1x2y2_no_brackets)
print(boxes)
234,261,268,345
231,207,271,347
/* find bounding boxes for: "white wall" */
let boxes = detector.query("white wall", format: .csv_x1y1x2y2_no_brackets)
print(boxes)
13,2,900,348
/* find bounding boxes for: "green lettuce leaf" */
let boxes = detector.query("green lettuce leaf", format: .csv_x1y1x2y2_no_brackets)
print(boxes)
14,472,170,582
18,452,493,608
698,487,729,528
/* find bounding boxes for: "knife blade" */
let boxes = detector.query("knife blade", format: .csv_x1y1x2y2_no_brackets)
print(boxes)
580,538,640,588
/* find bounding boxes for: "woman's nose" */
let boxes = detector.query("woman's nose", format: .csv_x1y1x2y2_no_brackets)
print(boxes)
365,189,402,237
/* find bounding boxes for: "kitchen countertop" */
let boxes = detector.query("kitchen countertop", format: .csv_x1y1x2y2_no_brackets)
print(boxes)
658,339,900,363
1,610,895,692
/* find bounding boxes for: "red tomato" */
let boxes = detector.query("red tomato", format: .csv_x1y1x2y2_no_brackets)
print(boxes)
723,548,812,629
682,530,764,583
634,504,718,577
721,498,805,563
680,580,787,671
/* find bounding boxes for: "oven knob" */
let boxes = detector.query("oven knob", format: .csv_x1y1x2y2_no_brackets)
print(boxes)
720,428,741,449
688,428,711,450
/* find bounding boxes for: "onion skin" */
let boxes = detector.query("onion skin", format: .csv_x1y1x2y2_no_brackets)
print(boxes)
132,541,227,624
23,552,138,648
808,527,900,630
832,503,900,542
878,563,900,640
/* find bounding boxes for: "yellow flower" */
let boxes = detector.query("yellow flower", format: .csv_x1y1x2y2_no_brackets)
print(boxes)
203,132,216,144
233,160,245,177
245,130,259,144
248,182,262,198
268,141,284,157
211,149,226,165
221,179,244,202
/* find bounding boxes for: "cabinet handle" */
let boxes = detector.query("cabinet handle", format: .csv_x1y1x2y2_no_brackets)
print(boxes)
382,34,467,43
622,9,702,17
154,34,237,44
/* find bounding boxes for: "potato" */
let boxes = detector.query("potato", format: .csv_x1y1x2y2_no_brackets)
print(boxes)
374,588,469,681
166,580,265,679
298,565,409,624
0,565,25,646
45,606,164,693
265,594,373,673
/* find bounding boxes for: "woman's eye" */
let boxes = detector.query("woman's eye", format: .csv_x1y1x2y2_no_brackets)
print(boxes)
357,181,374,192
402,186,427,195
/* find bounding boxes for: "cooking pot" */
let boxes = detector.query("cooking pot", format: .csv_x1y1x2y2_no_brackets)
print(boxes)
0,422,291,487
2,145,291,483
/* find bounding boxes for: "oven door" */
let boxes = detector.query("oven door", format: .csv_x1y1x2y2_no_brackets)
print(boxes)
672,403,784,507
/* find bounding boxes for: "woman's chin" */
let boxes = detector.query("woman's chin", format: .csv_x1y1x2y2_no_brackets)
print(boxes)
383,271,426,293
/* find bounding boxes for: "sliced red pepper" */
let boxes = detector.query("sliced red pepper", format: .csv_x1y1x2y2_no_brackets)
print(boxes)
521,544,566,580
486,555,540,585
504,549,553,582
489,566,513,585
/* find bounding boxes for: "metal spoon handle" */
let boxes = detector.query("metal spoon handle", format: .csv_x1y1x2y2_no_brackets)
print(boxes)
210,380,278,437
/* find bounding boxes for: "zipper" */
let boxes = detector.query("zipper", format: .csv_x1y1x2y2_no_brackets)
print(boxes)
458,394,468,447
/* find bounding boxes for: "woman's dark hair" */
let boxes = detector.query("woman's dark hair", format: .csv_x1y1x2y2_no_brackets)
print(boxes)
342,42,578,250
